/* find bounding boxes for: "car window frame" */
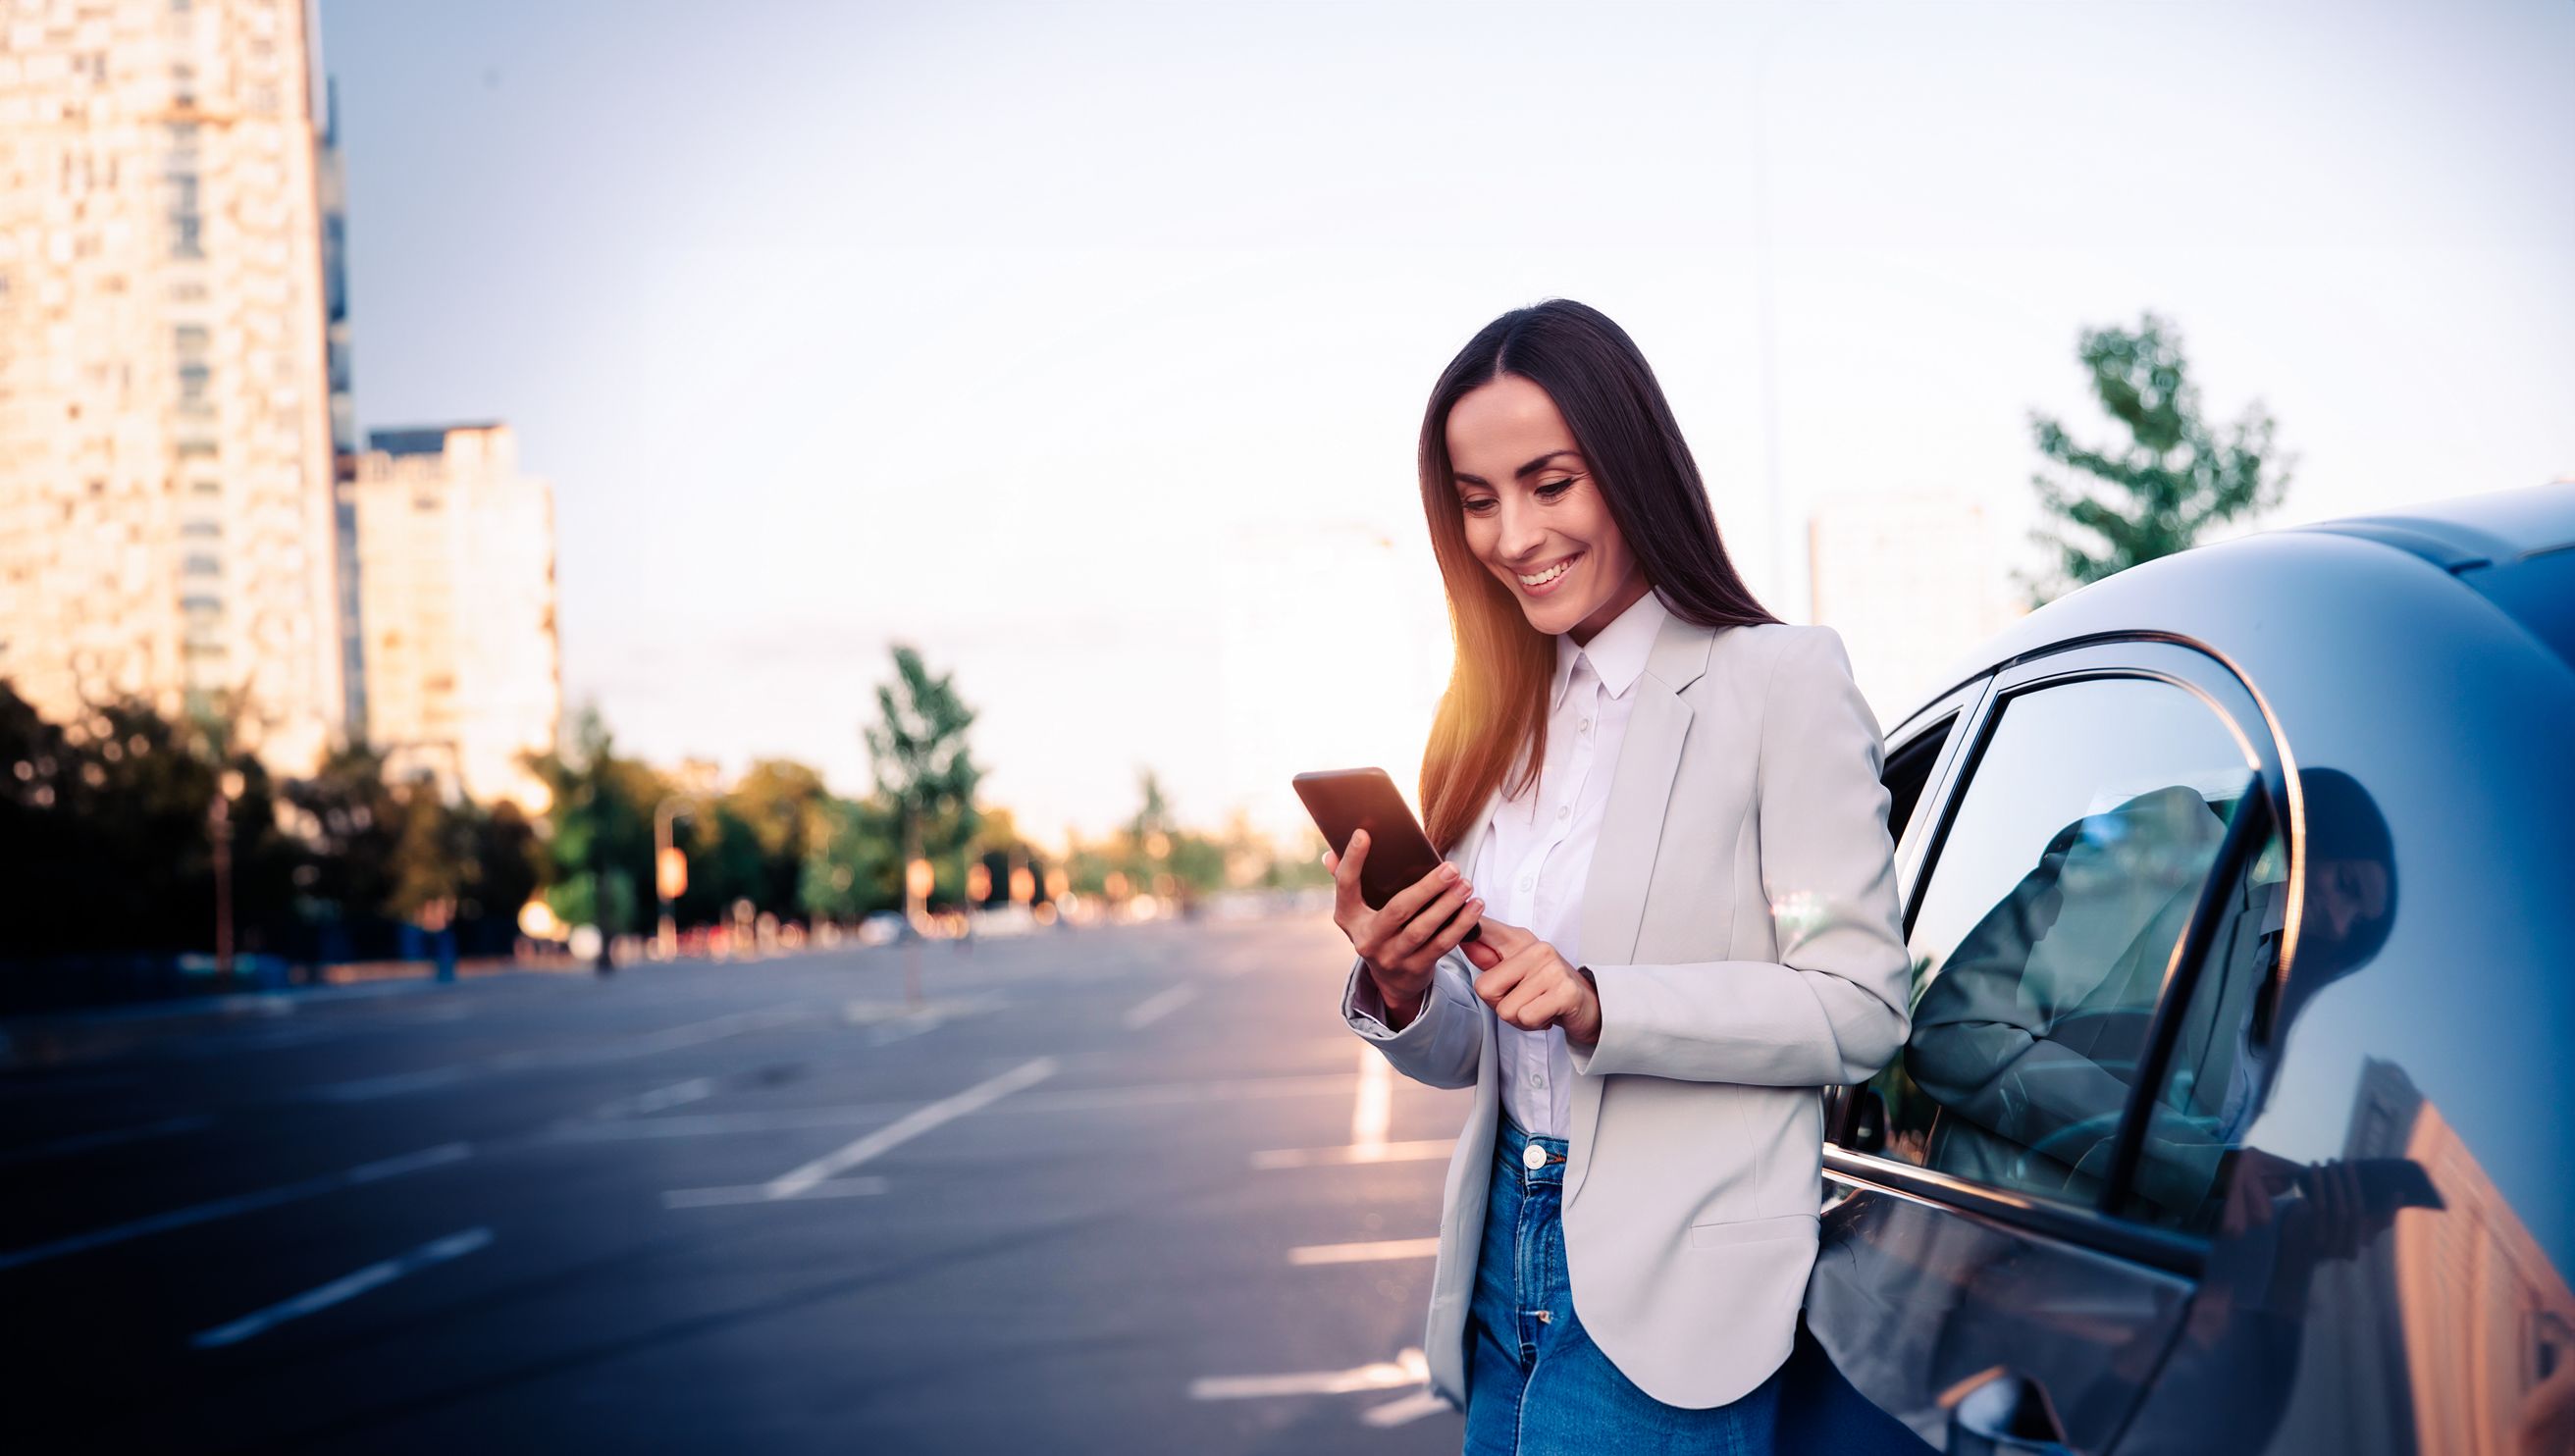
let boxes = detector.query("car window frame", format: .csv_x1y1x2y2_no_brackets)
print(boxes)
1822,635,2296,1278
1882,674,1991,920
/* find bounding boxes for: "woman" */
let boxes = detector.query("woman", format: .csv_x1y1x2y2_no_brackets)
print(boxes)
1325,298,1912,1454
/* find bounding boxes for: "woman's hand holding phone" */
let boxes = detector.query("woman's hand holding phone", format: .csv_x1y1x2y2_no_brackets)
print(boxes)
1325,828,1485,1029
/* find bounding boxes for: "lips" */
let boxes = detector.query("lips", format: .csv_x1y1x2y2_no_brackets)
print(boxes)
1515,551,1582,596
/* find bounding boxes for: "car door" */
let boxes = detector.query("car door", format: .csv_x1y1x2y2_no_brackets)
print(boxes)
1803,640,2292,1455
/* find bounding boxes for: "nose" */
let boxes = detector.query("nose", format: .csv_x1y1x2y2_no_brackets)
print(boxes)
1494,494,1549,566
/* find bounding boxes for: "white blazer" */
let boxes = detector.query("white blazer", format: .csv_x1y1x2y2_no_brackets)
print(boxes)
1341,616,1912,1410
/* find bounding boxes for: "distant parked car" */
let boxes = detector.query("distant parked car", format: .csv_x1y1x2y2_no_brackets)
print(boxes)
1791,483,2574,1454
856,911,915,947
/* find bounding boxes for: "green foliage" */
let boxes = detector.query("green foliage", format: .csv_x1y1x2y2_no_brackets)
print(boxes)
385,778,476,924
2023,312,2292,605
526,703,659,936
1059,771,1318,903
865,644,983,874
0,684,303,956
282,746,401,919
800,793,907,920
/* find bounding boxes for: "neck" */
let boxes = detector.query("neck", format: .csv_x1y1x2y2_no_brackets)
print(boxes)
1566,569,1652,648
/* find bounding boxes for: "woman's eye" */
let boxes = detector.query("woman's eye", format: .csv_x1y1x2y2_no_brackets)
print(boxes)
1538,480,1574,498
1462,498,1495,514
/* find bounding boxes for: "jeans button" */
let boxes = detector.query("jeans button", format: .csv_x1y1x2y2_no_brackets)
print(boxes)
1523,1142,1548,1171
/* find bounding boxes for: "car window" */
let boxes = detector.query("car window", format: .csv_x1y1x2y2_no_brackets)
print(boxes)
1861,675,2260,1211
1880,711,1955,850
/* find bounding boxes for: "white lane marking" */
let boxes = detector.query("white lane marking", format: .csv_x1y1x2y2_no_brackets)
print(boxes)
0,1141,472,1274
1362,1389,1451,1427
764,1058,1058,1201
549,1072,1355,1144
662,1176,888,1209
1288,1236,1442,1266
1190,1347,1429,1400
1351,1045,1391,1151
1014,1072,1346,1116
190,1226,493,1349
847,993,1006,1046
840,993,1003,1026
1120,984,1198,1030
607,1076,717,1118
0,1115,213,1168
310,1004,817,1103
1250,1139,1452,1170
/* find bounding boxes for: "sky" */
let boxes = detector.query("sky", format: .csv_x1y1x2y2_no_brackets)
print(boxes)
315,0,2575,851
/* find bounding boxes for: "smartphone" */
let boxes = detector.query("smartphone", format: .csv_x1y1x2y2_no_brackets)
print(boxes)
1291,767,1481,945
2296,1157,2445,1217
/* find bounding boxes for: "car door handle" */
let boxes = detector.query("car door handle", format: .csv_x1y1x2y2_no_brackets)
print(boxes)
1938,1365,2076,1456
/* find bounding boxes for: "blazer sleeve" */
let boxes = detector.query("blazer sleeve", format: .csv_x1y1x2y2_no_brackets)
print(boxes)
1569,625,1911,1087
1340,949,1482,1090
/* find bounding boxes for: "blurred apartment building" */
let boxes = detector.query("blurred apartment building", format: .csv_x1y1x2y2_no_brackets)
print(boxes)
352,423,559,814
1808,489,2027,728
0,0,344,770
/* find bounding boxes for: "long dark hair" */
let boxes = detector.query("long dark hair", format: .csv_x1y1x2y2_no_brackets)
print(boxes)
1416,298,1777,855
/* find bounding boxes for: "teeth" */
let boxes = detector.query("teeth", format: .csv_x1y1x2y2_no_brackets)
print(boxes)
1518,555,1576,587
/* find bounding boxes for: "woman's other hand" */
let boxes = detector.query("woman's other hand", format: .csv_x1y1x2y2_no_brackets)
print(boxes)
1325,829,1484,1025
1464,918,1602,1048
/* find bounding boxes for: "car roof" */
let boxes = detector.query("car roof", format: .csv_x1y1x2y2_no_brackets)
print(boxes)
1910,480,2575,716
2280,479,2575,569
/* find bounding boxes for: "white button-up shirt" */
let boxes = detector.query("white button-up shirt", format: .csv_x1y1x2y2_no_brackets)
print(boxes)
1478,588,1667,1137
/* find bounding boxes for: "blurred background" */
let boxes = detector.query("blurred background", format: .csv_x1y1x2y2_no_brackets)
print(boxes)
0,0,2567,1449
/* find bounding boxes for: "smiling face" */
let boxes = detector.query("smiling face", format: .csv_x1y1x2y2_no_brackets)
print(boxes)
1445,373,1651,644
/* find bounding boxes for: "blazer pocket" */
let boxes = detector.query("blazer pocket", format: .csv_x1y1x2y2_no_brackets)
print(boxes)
1686,1212,1818,1250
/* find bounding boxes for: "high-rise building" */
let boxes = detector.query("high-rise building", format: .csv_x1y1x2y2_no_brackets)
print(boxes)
317,75,362,745
351,423,559,813
1808,489,2028,727
0,0,345,770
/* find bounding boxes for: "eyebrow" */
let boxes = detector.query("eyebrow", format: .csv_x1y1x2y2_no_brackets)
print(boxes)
1451,450,1582,489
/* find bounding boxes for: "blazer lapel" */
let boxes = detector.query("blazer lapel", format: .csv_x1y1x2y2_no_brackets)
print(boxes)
1578,611,1716,966
1569,610,1714,1201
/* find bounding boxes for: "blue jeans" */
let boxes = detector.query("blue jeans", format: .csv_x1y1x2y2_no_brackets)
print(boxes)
1462,1118,1783,1455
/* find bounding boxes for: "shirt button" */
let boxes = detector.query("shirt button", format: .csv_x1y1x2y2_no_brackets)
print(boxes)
1556,806,1569,820
1528,1072,1545,1089
1580,717,1592,732
1519,876,1534,891
1523,1142,1548,1171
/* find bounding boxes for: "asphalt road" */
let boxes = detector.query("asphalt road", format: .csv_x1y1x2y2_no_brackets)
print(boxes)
0,914,1473,1454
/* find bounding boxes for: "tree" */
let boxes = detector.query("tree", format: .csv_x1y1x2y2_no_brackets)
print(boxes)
726,758,832,915
2023,312,2292,605
283,746,402,925
384,777,474,927
526,703,658,938
863,646,982,908
801,792,907,921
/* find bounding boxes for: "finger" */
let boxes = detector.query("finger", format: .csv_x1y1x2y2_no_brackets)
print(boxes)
1322,850,1337,872
1381,860,1468,931
1461,935,1501,970
1473,957,1530,1006
1428,897,1486,959
1332,831,1369,914
1393,879,1476,958
1476,917,1535,953
1498,970,1573,1030
1495,976,1550,1028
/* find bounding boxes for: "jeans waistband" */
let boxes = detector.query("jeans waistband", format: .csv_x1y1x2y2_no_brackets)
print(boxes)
1496,1116,1571,1187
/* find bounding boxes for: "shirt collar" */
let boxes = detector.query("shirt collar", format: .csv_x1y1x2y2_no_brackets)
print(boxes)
1551,588,1668,711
